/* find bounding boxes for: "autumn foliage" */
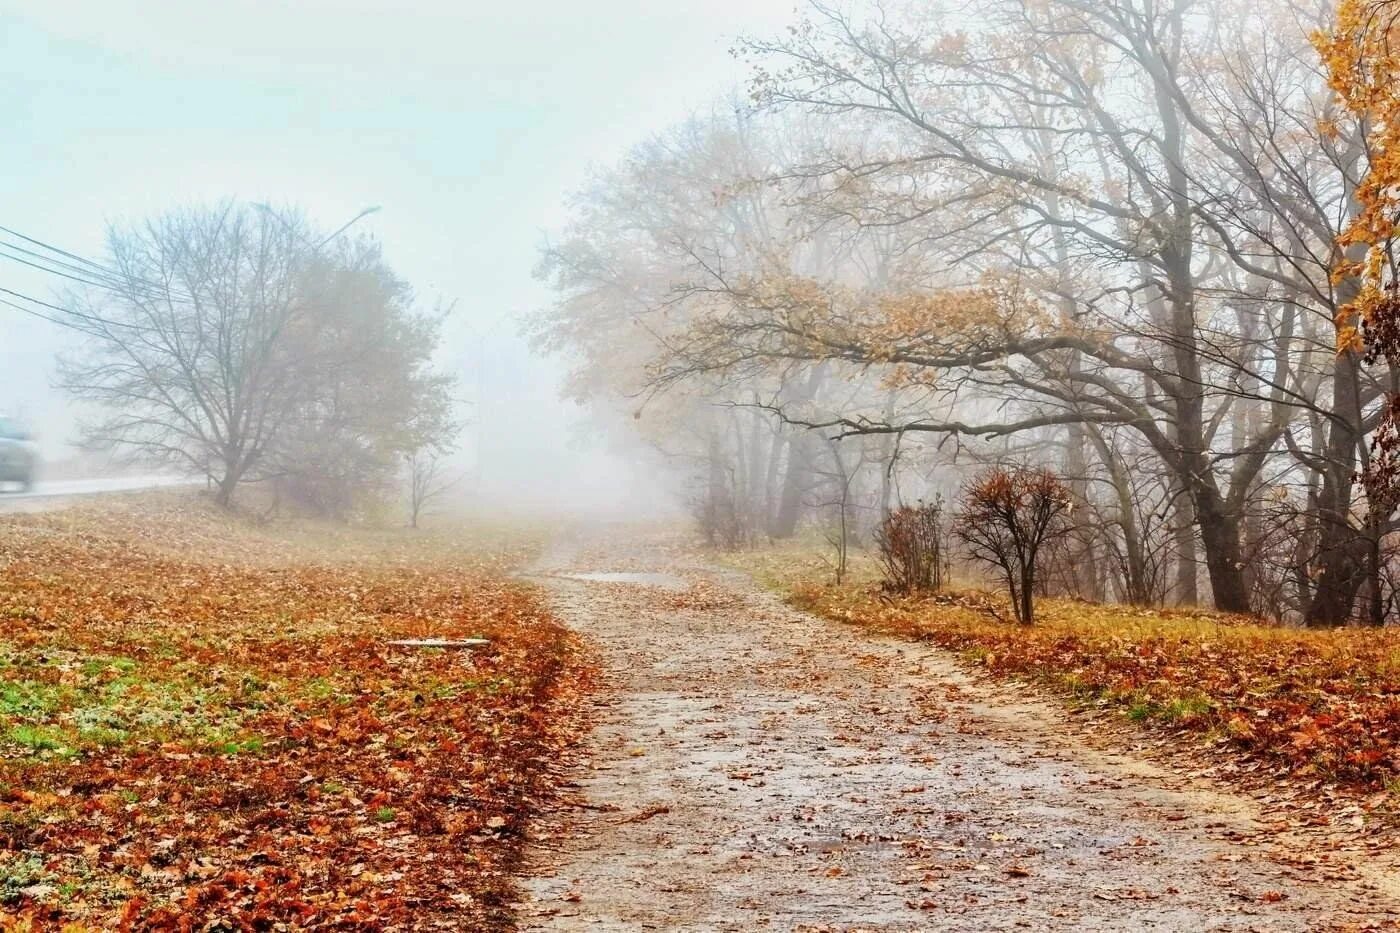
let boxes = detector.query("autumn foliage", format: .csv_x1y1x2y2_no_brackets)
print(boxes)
1317,2,1400,506
1316,0,1400,352
0,495,590,929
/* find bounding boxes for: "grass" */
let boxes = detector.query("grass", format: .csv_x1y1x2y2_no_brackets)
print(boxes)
0,491,592,929
0,649,263,763
0,854,51,904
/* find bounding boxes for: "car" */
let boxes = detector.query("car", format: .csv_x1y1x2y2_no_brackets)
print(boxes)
0,417,36,492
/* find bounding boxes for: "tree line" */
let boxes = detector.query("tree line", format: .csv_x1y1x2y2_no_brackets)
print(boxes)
536,0,1400,626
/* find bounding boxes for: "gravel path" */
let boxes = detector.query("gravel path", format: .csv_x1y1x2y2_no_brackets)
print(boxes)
518,529,1400,931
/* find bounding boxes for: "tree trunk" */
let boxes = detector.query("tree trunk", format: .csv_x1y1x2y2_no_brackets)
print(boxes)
768,366,825,539
1170,481,1199,606
1367,509,1386,627
214,454,242,508
1020,565,1036,624
1063,424,1102,600
761,426,783,529
1193,486,1250,613
770,431,810,539
1088,429,1152,604
1149,63,1252,615
1305,348,1368,626
703,425,727,546
746,408,766,523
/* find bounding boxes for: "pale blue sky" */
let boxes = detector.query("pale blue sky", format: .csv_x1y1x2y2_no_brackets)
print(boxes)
0,0,794,506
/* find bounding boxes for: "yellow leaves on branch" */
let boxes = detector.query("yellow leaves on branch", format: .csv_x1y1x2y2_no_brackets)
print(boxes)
875,276,1052,345
1314,0,1400,350
724,271,1054,387
875,278,1053,388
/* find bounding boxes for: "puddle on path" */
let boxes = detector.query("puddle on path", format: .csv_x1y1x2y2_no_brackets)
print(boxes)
555,570,688,590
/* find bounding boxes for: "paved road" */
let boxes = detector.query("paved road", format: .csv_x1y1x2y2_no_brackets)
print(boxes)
519,527,1400,931
0,475,198,510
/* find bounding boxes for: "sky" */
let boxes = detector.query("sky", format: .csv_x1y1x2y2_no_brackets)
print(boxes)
0,0,795,512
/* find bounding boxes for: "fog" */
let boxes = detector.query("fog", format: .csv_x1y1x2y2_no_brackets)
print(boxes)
7,0,1399,623
0,0,793,515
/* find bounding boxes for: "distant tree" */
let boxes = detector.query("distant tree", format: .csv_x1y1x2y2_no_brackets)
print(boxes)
406,449,460,529
815,438,863,584
58,204,306,505
954,466,1073,624
403,370,462,529
267,251,455,518
59,201,454,513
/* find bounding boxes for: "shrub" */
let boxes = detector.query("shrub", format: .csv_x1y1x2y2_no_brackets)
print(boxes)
875,501,948,594
954,465,1072,624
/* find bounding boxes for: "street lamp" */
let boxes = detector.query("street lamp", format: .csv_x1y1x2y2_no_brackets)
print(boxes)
314,205,382,250
250,203,381,251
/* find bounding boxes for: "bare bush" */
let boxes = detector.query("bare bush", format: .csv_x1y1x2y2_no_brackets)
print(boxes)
875,500,947,595
407,450,461,529
693,484,748,550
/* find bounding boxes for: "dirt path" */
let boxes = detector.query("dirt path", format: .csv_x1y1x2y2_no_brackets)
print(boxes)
518,528,1400,931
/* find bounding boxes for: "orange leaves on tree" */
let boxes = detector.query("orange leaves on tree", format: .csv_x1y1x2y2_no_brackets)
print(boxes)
1314,0,1400,351
703,269,1054,392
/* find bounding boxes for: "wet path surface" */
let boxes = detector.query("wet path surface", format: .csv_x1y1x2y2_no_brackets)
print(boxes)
518,529,1400,931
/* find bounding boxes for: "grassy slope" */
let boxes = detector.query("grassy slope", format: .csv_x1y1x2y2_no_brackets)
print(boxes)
0,493,591,930
735,539,1400,803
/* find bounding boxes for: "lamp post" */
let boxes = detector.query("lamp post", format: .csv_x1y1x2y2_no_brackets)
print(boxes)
314,206,381,250
251,203,381,252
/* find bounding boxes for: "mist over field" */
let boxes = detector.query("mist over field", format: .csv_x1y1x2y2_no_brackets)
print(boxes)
0,0,791,513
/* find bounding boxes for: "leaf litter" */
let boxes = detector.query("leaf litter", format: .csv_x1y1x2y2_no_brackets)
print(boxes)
0,494,593,930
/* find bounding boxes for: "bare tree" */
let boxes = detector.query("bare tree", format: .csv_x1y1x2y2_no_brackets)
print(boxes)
407,450,461,529
59,204,310,505
954,466,1073,624
61,202,455,513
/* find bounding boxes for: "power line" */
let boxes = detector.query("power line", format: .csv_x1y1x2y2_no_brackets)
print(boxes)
0,246,137,295
0,237,150,291
0,295,93,333
0,237,110,279
0,295,71,329
0,222,198,303
0,285,144,333
0,223,116,278
0,209,383,335
0,245,192,305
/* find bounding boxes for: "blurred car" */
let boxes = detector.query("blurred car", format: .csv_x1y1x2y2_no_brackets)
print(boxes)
0,417,36,492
